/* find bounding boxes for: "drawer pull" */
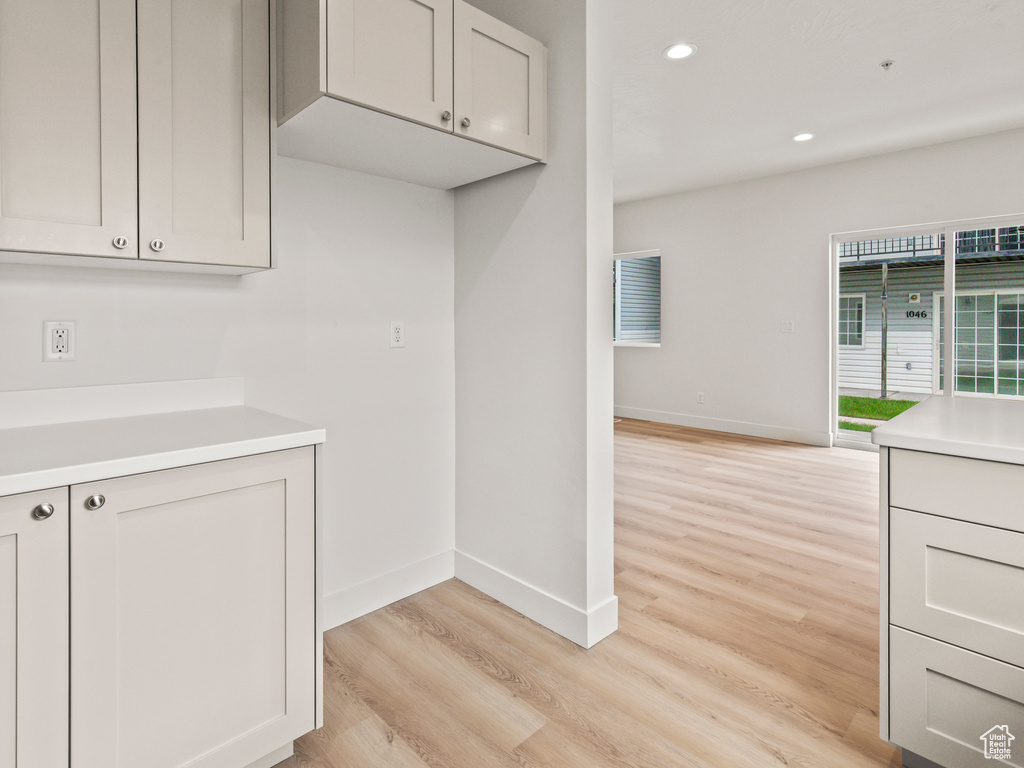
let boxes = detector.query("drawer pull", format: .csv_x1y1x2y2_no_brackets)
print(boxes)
32,503,54,520
85,494,106,510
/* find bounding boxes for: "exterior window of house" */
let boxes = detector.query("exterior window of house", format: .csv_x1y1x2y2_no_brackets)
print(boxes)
614,251,661,345
937,290,1024,397
838,295,865,348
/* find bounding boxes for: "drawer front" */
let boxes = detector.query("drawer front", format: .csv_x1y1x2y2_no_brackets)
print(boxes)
889,448,1024,532
891,508,1024,668
890,627,1024,768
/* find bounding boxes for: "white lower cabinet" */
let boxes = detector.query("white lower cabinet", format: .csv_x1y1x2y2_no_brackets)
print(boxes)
71,447,316,768
0,447,316,768
882,446,1024,768
0,489,69,768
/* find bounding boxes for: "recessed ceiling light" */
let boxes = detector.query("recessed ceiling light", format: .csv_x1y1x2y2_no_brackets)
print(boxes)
664,43,697,60
793,133,815,142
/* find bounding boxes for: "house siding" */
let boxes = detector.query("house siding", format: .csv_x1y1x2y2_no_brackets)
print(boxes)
838,261,1024,394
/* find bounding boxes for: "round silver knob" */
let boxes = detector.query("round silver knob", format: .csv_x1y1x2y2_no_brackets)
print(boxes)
32,503,55,520
441,111,452,122
112,236,129,250
149,238,165,252
85,494,106,510
461,117,471,128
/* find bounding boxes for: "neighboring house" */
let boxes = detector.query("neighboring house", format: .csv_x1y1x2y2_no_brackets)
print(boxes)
838,227,1024,396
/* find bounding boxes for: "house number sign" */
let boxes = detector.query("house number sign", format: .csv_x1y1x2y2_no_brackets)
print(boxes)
906,310,928,319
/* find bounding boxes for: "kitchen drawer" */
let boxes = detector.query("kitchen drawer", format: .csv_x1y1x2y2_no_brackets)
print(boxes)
891,507,1024,669
890,627,1024,768
890,448,1024,532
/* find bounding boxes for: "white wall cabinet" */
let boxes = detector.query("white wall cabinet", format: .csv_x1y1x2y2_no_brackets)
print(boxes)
0,0,137,261
0,489,69,768
0,447,315,768
277,0,547,190
0,0,271,273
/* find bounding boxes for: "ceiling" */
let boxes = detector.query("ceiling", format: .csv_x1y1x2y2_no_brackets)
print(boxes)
612,0,1024,203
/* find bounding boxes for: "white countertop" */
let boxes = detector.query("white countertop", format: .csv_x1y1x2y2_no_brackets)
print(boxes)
0,406,326,497
872,395,1024,464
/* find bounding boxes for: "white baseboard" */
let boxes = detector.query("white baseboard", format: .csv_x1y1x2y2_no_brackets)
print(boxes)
324,550,455,629
454,551,618,649
614,405,831,447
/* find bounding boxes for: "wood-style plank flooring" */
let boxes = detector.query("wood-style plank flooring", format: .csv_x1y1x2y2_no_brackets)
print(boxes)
283,418,901,767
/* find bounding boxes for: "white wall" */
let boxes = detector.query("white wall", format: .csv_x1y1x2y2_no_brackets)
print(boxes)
453,0,617,648
0,156,457,627
613,127,1024,445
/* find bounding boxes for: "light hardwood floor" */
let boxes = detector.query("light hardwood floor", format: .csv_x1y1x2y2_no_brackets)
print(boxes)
284,418,902,767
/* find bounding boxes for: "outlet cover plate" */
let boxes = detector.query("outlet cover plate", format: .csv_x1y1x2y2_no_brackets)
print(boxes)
43,320,76,361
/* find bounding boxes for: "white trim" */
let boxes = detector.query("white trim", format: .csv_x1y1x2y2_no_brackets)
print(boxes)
614,406,830,447
323,551,455,630
0,377,245,430
614,342,661,348
454,551,618,649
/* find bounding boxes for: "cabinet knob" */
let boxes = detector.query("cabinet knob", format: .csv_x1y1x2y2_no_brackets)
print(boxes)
441,111,452,122
112,236,130,250
32,503,55,520
461,117,471,128
85,494,106,510
149,238,165,252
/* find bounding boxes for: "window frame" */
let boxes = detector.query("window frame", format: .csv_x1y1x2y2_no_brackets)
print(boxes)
614,249,662,347
837,293,867,350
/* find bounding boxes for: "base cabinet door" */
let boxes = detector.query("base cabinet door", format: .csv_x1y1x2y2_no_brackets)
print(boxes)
70,448,315,768
0,489,69,768
890,627,1024,768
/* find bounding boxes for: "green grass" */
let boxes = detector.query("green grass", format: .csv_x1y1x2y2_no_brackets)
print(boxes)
838,395,919,421
838,420,876,433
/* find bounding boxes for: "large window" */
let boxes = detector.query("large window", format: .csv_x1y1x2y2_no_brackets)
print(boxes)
937,290,1024,396
614,251,661,345
838,295,865,348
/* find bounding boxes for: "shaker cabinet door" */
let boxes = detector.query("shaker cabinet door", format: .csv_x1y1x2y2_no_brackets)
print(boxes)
0,0,137,259
70,448,315,768
453,0,546,162
0,489,69,768
326,0,455,131
137,0,271,269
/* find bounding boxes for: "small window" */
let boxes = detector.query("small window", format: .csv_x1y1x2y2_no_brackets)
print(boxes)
614,251,661,345
838,294,865,348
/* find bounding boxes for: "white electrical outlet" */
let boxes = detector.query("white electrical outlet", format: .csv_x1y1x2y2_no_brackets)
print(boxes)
781,321,795,333
390,320,405,348
43,321,76,361
697,391,704,404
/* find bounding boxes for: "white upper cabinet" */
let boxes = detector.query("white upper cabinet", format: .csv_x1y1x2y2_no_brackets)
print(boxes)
277,0,547,190
0,0,271,273
453,0,546,163
327,0,454,131
137,0,271,269
0,0,137,259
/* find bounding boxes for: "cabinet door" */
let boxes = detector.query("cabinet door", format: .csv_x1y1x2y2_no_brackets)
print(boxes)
71,448,315,768
137,0,271,269
0,0,137,259
453,0,546,162
0,489,69,768
326,0,454,131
